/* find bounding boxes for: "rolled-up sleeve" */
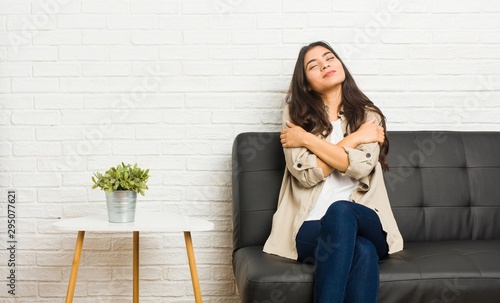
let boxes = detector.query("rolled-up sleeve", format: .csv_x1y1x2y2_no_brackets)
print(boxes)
281,104,325,188
341,142,380,180
341,109,383,180
283,146,325,188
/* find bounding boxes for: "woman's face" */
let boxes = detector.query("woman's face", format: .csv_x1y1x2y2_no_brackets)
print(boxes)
303,46,345,95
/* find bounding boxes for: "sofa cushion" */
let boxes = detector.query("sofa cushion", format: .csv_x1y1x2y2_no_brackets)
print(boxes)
379,240,500,302
233,246,313,303
233,240,500,303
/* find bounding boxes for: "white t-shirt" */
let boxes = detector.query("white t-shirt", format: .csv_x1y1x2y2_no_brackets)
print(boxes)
305,119,359,221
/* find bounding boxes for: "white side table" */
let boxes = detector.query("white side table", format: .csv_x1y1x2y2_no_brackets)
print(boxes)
52,211,214,303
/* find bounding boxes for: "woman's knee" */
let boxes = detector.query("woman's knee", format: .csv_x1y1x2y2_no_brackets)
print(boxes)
322,200,354,221
321,201,356,224
320,201,359,238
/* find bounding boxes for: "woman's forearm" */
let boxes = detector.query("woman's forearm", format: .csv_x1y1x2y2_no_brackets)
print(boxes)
303,133,360,176
281,119,383,177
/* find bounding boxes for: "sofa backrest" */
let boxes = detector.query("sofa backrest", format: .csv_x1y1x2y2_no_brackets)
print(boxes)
383,131,500,242
232,132,285,252
232,131,500,252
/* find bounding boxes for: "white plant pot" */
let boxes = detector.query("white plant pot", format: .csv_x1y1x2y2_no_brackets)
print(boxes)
105,190,137,223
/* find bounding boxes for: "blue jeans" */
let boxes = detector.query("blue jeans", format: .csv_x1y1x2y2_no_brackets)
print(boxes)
296,201,388,303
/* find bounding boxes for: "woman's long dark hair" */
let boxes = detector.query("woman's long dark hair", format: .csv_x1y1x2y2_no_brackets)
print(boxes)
286,41,389,171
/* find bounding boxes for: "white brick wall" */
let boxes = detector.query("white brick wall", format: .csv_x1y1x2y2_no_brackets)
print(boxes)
1,0,500,302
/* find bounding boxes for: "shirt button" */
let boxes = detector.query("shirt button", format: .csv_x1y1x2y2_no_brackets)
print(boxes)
366,153,371,158
297,163,302,168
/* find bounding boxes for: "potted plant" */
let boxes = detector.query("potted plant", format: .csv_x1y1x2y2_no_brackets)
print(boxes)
92,162,150,223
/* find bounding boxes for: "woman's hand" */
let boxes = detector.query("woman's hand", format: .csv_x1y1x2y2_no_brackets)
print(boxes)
280,121,310,148
353,118,385,145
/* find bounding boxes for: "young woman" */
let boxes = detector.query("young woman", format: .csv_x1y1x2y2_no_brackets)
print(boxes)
263,41,404,303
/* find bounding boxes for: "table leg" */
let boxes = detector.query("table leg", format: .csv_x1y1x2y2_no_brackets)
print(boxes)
133,231,139,303
65,231,85,303
184,231,202,303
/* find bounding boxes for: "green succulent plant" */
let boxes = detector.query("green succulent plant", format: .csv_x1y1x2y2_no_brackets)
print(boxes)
92,162,150,195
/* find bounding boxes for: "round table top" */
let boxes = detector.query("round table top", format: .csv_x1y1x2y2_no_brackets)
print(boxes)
52,211,214,232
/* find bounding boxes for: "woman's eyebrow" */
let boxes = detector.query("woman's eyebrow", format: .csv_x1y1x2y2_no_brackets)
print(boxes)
305,58,317,68
305,52,333,68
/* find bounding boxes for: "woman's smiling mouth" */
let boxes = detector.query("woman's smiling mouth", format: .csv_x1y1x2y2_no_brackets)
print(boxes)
323,70,335,78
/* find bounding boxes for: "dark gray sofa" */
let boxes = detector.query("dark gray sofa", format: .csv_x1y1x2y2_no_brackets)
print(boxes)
232,131,500,303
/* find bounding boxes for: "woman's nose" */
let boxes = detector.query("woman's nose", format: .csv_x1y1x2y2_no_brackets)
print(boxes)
322,64,330,70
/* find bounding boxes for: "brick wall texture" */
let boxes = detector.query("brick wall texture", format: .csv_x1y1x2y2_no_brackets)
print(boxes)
1,0,499,302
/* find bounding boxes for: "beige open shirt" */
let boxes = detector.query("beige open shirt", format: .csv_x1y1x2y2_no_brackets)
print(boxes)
263,105,404,260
